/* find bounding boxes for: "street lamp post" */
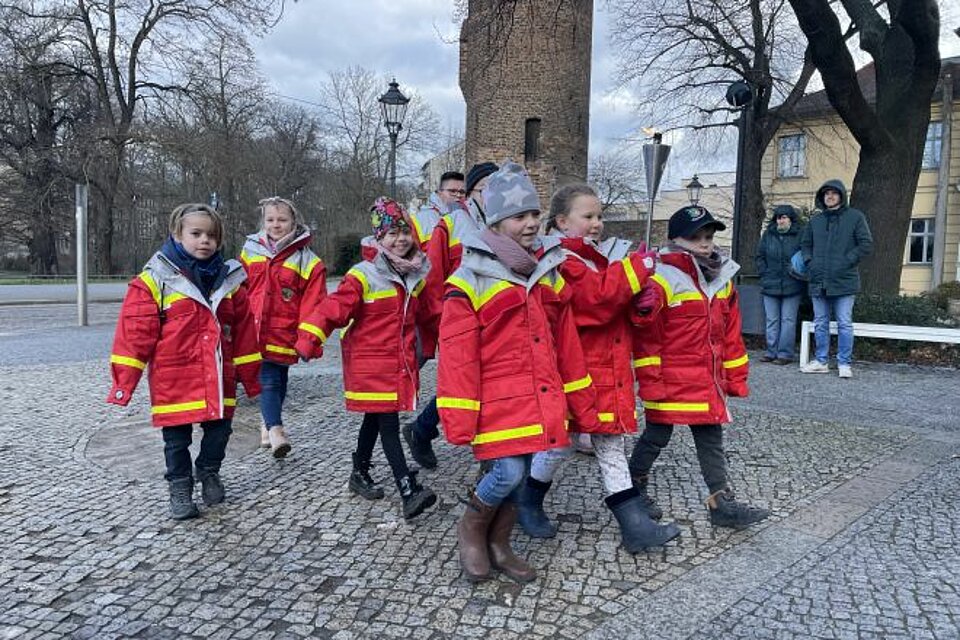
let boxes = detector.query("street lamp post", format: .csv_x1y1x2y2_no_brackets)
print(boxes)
378,79,410,199
726,80,754,264
686,174,704,207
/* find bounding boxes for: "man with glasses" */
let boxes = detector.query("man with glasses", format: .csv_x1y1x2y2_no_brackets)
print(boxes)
410,171,465,249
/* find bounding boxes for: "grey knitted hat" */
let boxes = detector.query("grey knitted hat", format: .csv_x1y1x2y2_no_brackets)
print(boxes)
482,161,541,227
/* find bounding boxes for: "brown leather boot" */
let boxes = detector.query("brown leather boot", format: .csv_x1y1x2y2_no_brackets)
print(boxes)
458,493,496,582
487,502,537,583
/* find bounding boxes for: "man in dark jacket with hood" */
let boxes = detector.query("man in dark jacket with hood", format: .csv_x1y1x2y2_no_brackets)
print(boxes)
800,180,873,378
755,204,804,364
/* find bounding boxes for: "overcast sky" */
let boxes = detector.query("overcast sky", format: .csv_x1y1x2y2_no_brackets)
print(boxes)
254,1,960,186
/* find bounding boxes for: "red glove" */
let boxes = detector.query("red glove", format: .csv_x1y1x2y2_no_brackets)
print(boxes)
633,242,657,275
633,282,659,317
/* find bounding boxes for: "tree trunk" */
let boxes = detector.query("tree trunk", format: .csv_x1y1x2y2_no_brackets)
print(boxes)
736,129,768,278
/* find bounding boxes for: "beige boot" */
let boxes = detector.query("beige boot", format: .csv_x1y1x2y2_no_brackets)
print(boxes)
268,426,291,459
259,425,271,449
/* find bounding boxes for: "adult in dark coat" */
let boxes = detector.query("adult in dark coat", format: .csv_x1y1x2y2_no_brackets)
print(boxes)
799,179,873,378
755,204,804,363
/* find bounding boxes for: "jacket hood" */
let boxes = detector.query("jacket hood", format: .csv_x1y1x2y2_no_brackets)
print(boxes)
358,235,430,283
815,179,848,211
658,245,740,291
244,224,312,258
460,233,564,288
767,205,800,232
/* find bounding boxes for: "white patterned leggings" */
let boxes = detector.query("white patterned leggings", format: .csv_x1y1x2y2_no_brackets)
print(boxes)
529,433,633,496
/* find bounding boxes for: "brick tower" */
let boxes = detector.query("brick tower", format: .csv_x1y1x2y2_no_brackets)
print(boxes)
459,0,593,205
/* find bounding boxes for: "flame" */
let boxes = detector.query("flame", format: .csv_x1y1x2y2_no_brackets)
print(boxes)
641,126,659,136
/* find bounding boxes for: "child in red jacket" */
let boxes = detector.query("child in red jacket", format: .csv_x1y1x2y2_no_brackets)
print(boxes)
241,197,326,458
630,205,769,528
515,184,680,552
108,203,262,520
437,162,600,583
296,198,437,521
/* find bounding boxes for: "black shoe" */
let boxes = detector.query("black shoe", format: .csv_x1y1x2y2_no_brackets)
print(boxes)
606,488,680,553
168,478,200,520
631,475,663,520
349,453,385,500
402,422,438,470
397,471,437,520
516,478,557,538
195,467,225,506
707,489,770,529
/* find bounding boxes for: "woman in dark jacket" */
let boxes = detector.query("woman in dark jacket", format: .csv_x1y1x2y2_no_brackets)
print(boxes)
755,205,804,363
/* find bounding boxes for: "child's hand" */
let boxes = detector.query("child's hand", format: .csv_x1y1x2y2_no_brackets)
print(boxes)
633,283,658,316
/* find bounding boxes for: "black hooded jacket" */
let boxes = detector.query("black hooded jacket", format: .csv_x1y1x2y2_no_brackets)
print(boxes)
800,180,874,297
755,205,804,297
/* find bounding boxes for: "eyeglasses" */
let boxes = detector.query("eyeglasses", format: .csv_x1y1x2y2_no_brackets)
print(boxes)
441,188,466,196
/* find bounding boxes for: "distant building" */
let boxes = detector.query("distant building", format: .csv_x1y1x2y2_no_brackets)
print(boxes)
418,141,465,197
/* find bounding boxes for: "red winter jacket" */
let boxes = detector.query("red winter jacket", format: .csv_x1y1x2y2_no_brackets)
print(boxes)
296,238,431,413
557,235,653,434
409,192,446,250
437,235,600,461
108,253,262,427
240,227,327,365
631,248,749,426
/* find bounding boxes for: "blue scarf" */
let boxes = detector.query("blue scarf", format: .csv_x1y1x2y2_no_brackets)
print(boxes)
160,236,227,299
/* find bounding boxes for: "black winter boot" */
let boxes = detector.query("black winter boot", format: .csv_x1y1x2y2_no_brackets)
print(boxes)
397,471,437,520
168,478,200,520
195,465,225,506
631,474,663,520
349,453,385,500
402,421,437,470
706,488,770,529
606,488,680,552
516,477,557,538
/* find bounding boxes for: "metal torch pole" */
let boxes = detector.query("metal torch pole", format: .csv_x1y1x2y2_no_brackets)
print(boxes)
76,183,89,327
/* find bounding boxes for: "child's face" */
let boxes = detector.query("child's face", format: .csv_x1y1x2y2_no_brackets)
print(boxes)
263,204,296,241
175,213,220,259
493,210,541,249
557,194,603,241
381,226,413,256
823,189,842,208
683,227,716,258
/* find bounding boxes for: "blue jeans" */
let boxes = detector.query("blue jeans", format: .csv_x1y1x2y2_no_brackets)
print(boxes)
811,294,856,366
259,360,289,427
162,419,232,482
412,396,439,441
762,294,802,359
476,455,530,507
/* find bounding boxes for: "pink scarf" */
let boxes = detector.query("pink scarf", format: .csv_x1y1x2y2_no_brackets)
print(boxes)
378,242,424,275
481,229,538,277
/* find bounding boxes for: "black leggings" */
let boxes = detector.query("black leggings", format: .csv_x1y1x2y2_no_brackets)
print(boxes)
629,422,729,494
356,412,410,483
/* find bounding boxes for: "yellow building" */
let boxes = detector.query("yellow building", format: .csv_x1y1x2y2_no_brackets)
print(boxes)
762,58,960,294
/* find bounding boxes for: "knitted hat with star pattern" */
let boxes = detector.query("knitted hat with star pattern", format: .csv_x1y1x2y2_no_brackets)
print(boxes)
481,161,541,227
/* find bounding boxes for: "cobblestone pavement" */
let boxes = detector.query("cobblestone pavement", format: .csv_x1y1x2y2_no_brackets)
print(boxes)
0,305,958,639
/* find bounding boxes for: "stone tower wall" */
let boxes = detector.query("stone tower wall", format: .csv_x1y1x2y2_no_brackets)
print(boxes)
460,0,593,207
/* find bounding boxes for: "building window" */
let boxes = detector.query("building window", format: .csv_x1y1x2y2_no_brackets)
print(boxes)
907,218,935,264
777,134,806,178
922,121,942,169
524,118,541,163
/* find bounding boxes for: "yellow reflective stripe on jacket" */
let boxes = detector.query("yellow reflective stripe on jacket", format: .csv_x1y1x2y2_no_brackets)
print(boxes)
139,271,161,306
298,322,328,342
348,268,398,302
443,215,460,248
563,374,592,394
675,291,704,303
447,276,515,311
621,258,642,294
110,354,146,370
282,256,322,280
162,292,188,310
642,400,710,412
410,214,430,244
265,345,296,356
716,281,733,299
437,397,481,411
344,390,399,402
538,274,566,295
598,412,615,422
224,398,236,407
650,273,672,304
723,354,749,369
633,356,662,368
234,352,263,365
152,400,206,415
241,249,268,264
472,423,544,445
412,279,426,298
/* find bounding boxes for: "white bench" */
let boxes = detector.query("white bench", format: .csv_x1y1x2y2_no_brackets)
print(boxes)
798,320,960,367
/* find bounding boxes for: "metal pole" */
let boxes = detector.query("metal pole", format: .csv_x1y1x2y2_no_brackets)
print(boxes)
644,197,656,247
76,183,89,327
731,111,748,264
389,132,398,199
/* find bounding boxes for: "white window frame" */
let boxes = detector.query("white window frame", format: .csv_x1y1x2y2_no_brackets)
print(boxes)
777,133,806,178
906,218,935,265
922,121,942,170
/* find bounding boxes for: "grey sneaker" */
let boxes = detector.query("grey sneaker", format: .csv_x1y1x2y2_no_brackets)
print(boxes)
838,364,853,378
801,360,830,374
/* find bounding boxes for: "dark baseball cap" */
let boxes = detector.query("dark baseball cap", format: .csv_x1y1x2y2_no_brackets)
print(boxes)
667,205,726,240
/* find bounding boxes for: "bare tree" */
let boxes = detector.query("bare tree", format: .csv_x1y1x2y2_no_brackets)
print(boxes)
607,0,818,274
788,0,940,294
589,145,645,214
